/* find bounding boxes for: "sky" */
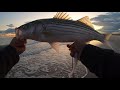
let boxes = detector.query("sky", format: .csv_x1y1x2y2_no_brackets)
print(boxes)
0,12,107,31
91,12,120,33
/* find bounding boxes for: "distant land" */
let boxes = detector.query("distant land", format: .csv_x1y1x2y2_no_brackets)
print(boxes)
0,28,15,34
0,28,15,37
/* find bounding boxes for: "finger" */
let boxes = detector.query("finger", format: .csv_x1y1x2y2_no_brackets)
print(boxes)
16,45,25,48
70,52,75,57
67,44,75,49
69,46,76,51
15,39,27,45
16,44,25,47
16,41,26,45
67,44,71,48
15,41,25,47
19,39,27,43
17,46,26,52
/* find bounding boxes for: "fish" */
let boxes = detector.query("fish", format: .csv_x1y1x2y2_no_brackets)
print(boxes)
15,12,113,78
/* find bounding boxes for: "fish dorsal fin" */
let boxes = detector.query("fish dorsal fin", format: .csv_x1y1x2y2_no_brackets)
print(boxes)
78,16,94,29
53,12,71,20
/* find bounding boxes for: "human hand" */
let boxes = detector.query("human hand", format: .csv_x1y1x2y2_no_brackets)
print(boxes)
67,41,86,59
10,37,27,55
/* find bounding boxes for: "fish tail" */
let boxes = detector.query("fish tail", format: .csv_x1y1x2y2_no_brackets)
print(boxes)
103,33,114,50
104,33,112,41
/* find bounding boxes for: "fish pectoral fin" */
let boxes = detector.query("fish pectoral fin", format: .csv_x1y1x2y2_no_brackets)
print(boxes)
77,16,95,29
48,42,60,53
53,12,72,20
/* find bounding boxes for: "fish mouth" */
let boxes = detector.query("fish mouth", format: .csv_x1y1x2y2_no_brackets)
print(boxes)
15,28,39,41
15,28,24,40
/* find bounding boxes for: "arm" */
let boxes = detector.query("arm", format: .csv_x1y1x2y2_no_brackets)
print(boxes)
80,44,120,78
0,45,19,78
68,44,120,78
0,37,26,78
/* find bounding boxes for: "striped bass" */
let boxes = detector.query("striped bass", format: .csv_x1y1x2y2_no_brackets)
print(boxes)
15,12,113,78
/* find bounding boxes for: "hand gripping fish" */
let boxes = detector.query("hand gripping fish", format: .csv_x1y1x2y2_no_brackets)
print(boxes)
15,12,113,78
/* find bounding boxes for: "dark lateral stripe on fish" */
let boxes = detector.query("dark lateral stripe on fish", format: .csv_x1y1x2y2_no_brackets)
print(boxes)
47,25,89,34
19,19,95,31
44,19,94,29
47,24,94,32
46,25,96,37
48,23,93,31
45,24,97,34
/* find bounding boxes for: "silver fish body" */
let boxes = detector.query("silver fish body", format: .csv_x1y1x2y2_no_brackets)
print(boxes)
16,19,105,43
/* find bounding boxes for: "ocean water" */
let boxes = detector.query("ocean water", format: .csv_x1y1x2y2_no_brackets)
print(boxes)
0,36,97,78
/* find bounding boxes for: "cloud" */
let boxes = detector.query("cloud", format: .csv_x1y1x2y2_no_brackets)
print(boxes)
91,12,120,33
6,24,14,28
